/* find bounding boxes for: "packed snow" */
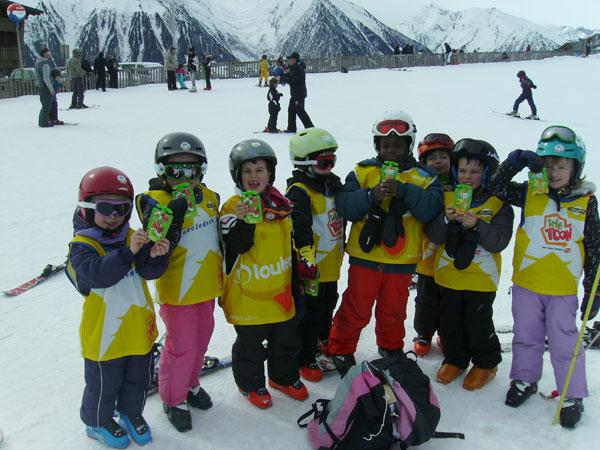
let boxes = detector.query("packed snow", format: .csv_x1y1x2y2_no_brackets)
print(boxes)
0,54,599,449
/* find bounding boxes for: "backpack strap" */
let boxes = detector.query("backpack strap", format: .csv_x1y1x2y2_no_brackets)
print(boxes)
297,399,329,428
432,431,466,440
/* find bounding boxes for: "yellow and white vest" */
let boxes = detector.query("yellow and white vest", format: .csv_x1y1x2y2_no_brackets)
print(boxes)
220,195,295,326
67,230,157,362
345,164,436,265
434,192,504,292
141,188,223,305
512,186,589,296
287,181,344,282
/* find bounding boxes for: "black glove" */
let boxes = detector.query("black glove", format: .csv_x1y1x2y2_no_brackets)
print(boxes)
507,149,543,172
359,204,385,253
453,229,479,270
444,221,463,258
581,291,600,321
165,197,188,252
382,201,407,248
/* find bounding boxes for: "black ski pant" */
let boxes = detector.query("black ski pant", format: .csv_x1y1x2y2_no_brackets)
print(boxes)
413,274,443,340
50,100,58,121
267,102,280,131
96,73,106,91
232,318,301,392
513,92,537,115
286,97,314,132
204,71,212,90
80,352,152,427
298,281,339,365
38,85,53,127
70,77,85,107
167,71,177,90
109,71,118,88
439,287,501,370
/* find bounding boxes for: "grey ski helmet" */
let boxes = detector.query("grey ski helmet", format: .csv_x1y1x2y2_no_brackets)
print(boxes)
155,132,207,164
229,139,277,189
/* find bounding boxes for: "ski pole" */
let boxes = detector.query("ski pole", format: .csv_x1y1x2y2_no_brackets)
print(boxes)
552,266,600,425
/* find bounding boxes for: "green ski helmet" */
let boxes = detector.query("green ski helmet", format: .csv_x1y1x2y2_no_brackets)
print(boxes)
289,127,338,168
537,125,586,180
154,132,208,179
229,139,277,189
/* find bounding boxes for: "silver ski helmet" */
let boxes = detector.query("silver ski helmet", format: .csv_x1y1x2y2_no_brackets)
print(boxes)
229,139,277,189
155,132,207,164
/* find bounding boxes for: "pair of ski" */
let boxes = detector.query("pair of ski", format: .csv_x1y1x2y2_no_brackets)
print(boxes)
492,111,544,121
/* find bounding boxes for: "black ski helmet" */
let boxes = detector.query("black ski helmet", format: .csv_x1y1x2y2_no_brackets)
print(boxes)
228,139,277,189
452,138,499,187
155,132,207,164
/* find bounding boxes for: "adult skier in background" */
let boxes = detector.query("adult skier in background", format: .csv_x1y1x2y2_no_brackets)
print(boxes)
67,48,87,109
258,55,269,87
508,70,537,119
107,55,119,89
94,52,107,92
164,47,177,91
35,47,55,128
280,51,314,133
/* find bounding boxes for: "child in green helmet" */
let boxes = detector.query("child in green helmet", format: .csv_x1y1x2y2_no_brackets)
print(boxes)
489,125,600,428
286,128,345,382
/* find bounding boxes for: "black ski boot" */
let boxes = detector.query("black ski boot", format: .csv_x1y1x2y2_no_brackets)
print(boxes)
505,380,538,407
377,347,405,359
187,386,213,410
163,402,192,432
560,398,584,428
331,354,356,377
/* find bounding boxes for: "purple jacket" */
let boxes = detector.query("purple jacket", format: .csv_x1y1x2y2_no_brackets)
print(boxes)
68,212,168,296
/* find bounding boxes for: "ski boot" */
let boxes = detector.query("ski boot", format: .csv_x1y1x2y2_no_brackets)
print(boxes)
85,419,130,449
331,354,356,377
463,366,497,391
300,362,323,382
413,335,432,356
525,114,539,120
505,380,538,407
118,414,152,446
560,398,584,428
268,379,309,401
240,387,273,409
506,111,519,117
187,385,213,410
163,402,192,432
377,347,404,359
436,363,465,385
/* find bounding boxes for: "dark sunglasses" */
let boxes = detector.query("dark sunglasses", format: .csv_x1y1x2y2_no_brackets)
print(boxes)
79,200,132,217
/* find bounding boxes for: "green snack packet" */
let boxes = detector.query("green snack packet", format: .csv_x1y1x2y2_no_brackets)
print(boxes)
241,190,263,224
454,184,473,213
173,182,197,218
380,161,399,181
305,278,319,296
528,168,549,195
147,205,173,242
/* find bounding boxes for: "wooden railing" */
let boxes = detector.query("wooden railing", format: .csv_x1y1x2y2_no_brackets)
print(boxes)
0,49,574,100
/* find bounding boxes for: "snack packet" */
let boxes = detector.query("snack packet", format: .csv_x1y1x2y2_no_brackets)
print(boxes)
147,205,173,242
241,190,263,224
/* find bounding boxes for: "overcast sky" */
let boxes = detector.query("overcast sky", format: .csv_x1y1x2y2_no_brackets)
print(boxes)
349,1,600,29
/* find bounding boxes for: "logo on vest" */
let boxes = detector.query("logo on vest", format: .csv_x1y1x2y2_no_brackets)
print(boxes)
478,209,494,219
327,208,343,238
235,256,292,285
541,213,572,247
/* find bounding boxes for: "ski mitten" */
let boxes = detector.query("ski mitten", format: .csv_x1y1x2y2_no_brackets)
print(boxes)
382,201,407,247
297,245,319,281
359,204,386,253
444,221,463,258
581,291,600,321
453,229,480,270
165,197,188,252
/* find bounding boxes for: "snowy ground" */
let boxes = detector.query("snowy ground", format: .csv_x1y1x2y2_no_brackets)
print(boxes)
1,54,599,450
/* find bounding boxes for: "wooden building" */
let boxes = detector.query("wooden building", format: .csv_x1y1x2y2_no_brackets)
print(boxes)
0,1,42,77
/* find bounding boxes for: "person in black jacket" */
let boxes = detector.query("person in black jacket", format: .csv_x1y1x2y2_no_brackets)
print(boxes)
508,70,537,119
107,54,119,88
94,52,107,92
202,54,213,91
280,51,314,133
265,77,283,132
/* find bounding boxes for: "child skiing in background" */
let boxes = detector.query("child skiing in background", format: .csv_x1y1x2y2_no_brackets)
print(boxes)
49,68,64,126
66,166,170,448
507,70,538,119
175,64,188,89
426,139,513,391
325,111,443,375
265,77,283,133
187,47,199,93
136,132,223,432
286,128,344,382
489,126,599,428
220,139,308,409
258,54,269,87
413,133,455,356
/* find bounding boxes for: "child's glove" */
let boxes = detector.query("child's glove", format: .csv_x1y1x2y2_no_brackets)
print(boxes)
507,149,543,173
297,245,319,281
165,197,188,251
359,205,385,253
581,291,600,321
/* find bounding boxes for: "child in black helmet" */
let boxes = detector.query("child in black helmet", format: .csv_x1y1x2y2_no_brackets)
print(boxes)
426,139,514,391
135,132,223,432
220,139,308,409
265,77,283,133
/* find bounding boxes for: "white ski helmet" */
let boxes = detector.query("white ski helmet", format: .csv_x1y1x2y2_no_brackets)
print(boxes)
371,110,417,153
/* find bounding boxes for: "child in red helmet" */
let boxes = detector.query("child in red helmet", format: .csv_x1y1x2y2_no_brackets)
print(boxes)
66,166,170,448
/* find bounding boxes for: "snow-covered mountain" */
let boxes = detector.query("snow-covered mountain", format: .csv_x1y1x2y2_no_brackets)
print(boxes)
23,0,424,66
389,3,599,53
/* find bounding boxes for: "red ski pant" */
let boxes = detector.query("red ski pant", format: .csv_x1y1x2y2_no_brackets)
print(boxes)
159,300,215,407
328,264,411,355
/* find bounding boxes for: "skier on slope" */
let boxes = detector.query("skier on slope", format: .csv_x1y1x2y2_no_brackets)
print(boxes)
507,70,538,120
136,133,223,433
489,126,600,428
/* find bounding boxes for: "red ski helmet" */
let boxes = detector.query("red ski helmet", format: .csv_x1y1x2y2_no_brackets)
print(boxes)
78,166,134,202
417,133,454,162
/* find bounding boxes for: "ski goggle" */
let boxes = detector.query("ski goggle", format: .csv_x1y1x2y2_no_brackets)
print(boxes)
78,200,132,217
376,120,411,136
540,126,577,144
161,163,205,180
314,154,336,169
421,133,454,147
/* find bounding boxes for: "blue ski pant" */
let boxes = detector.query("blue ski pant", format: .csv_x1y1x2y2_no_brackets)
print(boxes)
513,92,537,115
